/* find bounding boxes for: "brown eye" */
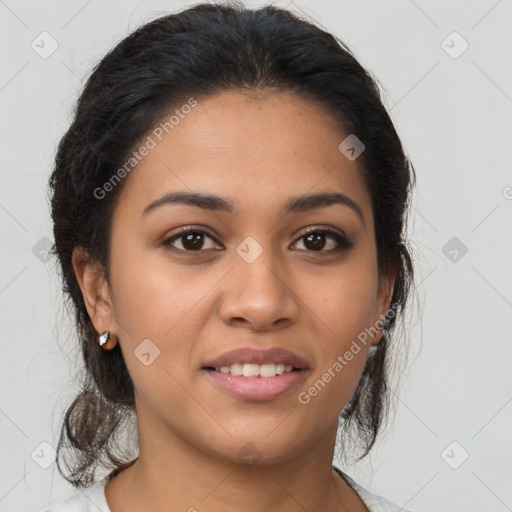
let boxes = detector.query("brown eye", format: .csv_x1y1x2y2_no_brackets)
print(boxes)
162,228,222,252
303,232,329,251
292,228,353,253
180,232,206,251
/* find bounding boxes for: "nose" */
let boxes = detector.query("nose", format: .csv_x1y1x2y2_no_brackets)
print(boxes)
219,247,299,332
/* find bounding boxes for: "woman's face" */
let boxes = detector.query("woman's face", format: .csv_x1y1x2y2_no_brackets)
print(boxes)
88,90,394,465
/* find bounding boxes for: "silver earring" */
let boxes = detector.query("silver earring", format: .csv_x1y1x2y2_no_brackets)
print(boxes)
98,330,110,347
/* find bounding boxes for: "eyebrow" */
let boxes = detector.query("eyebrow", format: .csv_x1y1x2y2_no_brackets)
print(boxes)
141,191,365,226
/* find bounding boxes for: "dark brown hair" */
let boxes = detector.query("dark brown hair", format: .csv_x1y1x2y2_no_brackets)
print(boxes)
49,1,415,488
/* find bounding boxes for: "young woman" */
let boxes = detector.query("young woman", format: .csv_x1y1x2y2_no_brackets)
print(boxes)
41,3,415,511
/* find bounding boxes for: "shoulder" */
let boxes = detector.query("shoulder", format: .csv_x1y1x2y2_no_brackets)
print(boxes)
37,476,111,512
334,466,414,512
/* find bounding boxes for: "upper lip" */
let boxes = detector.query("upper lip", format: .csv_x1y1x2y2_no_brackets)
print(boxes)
202,347,309,370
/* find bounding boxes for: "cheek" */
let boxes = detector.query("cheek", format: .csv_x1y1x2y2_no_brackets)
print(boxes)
110,239,213,336
109,243,221,386
297,256,378,407
312,257,379,346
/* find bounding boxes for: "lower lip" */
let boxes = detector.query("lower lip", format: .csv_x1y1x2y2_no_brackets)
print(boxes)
203,369,308,401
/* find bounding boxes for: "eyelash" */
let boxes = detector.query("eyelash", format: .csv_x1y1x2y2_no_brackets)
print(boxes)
162,226,354,255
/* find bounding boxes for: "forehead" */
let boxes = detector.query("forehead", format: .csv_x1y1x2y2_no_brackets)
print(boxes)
114,89,372,220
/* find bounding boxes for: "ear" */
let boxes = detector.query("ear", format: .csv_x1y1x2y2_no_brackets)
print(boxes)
370,253,399,347
72,246,117,349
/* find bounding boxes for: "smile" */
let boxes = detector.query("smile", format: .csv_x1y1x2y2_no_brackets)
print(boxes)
212,363,296,377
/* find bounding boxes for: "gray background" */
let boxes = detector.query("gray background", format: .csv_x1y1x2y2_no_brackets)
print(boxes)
1,1,511,511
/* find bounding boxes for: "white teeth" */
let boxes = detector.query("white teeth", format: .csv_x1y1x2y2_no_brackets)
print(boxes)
230,363,243,376
213,363,296,377
242,364,260,377
259,363,276,378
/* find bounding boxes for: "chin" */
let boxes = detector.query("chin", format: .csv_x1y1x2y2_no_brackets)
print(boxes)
203,428,313,467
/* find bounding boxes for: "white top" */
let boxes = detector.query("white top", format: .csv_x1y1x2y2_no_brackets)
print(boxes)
39,467,412,512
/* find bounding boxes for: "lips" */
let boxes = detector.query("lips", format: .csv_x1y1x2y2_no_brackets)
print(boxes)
202,347,309,370
202,347,310,401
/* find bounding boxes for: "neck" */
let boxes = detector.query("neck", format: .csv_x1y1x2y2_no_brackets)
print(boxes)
105,398,366,512
104,408,366,512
